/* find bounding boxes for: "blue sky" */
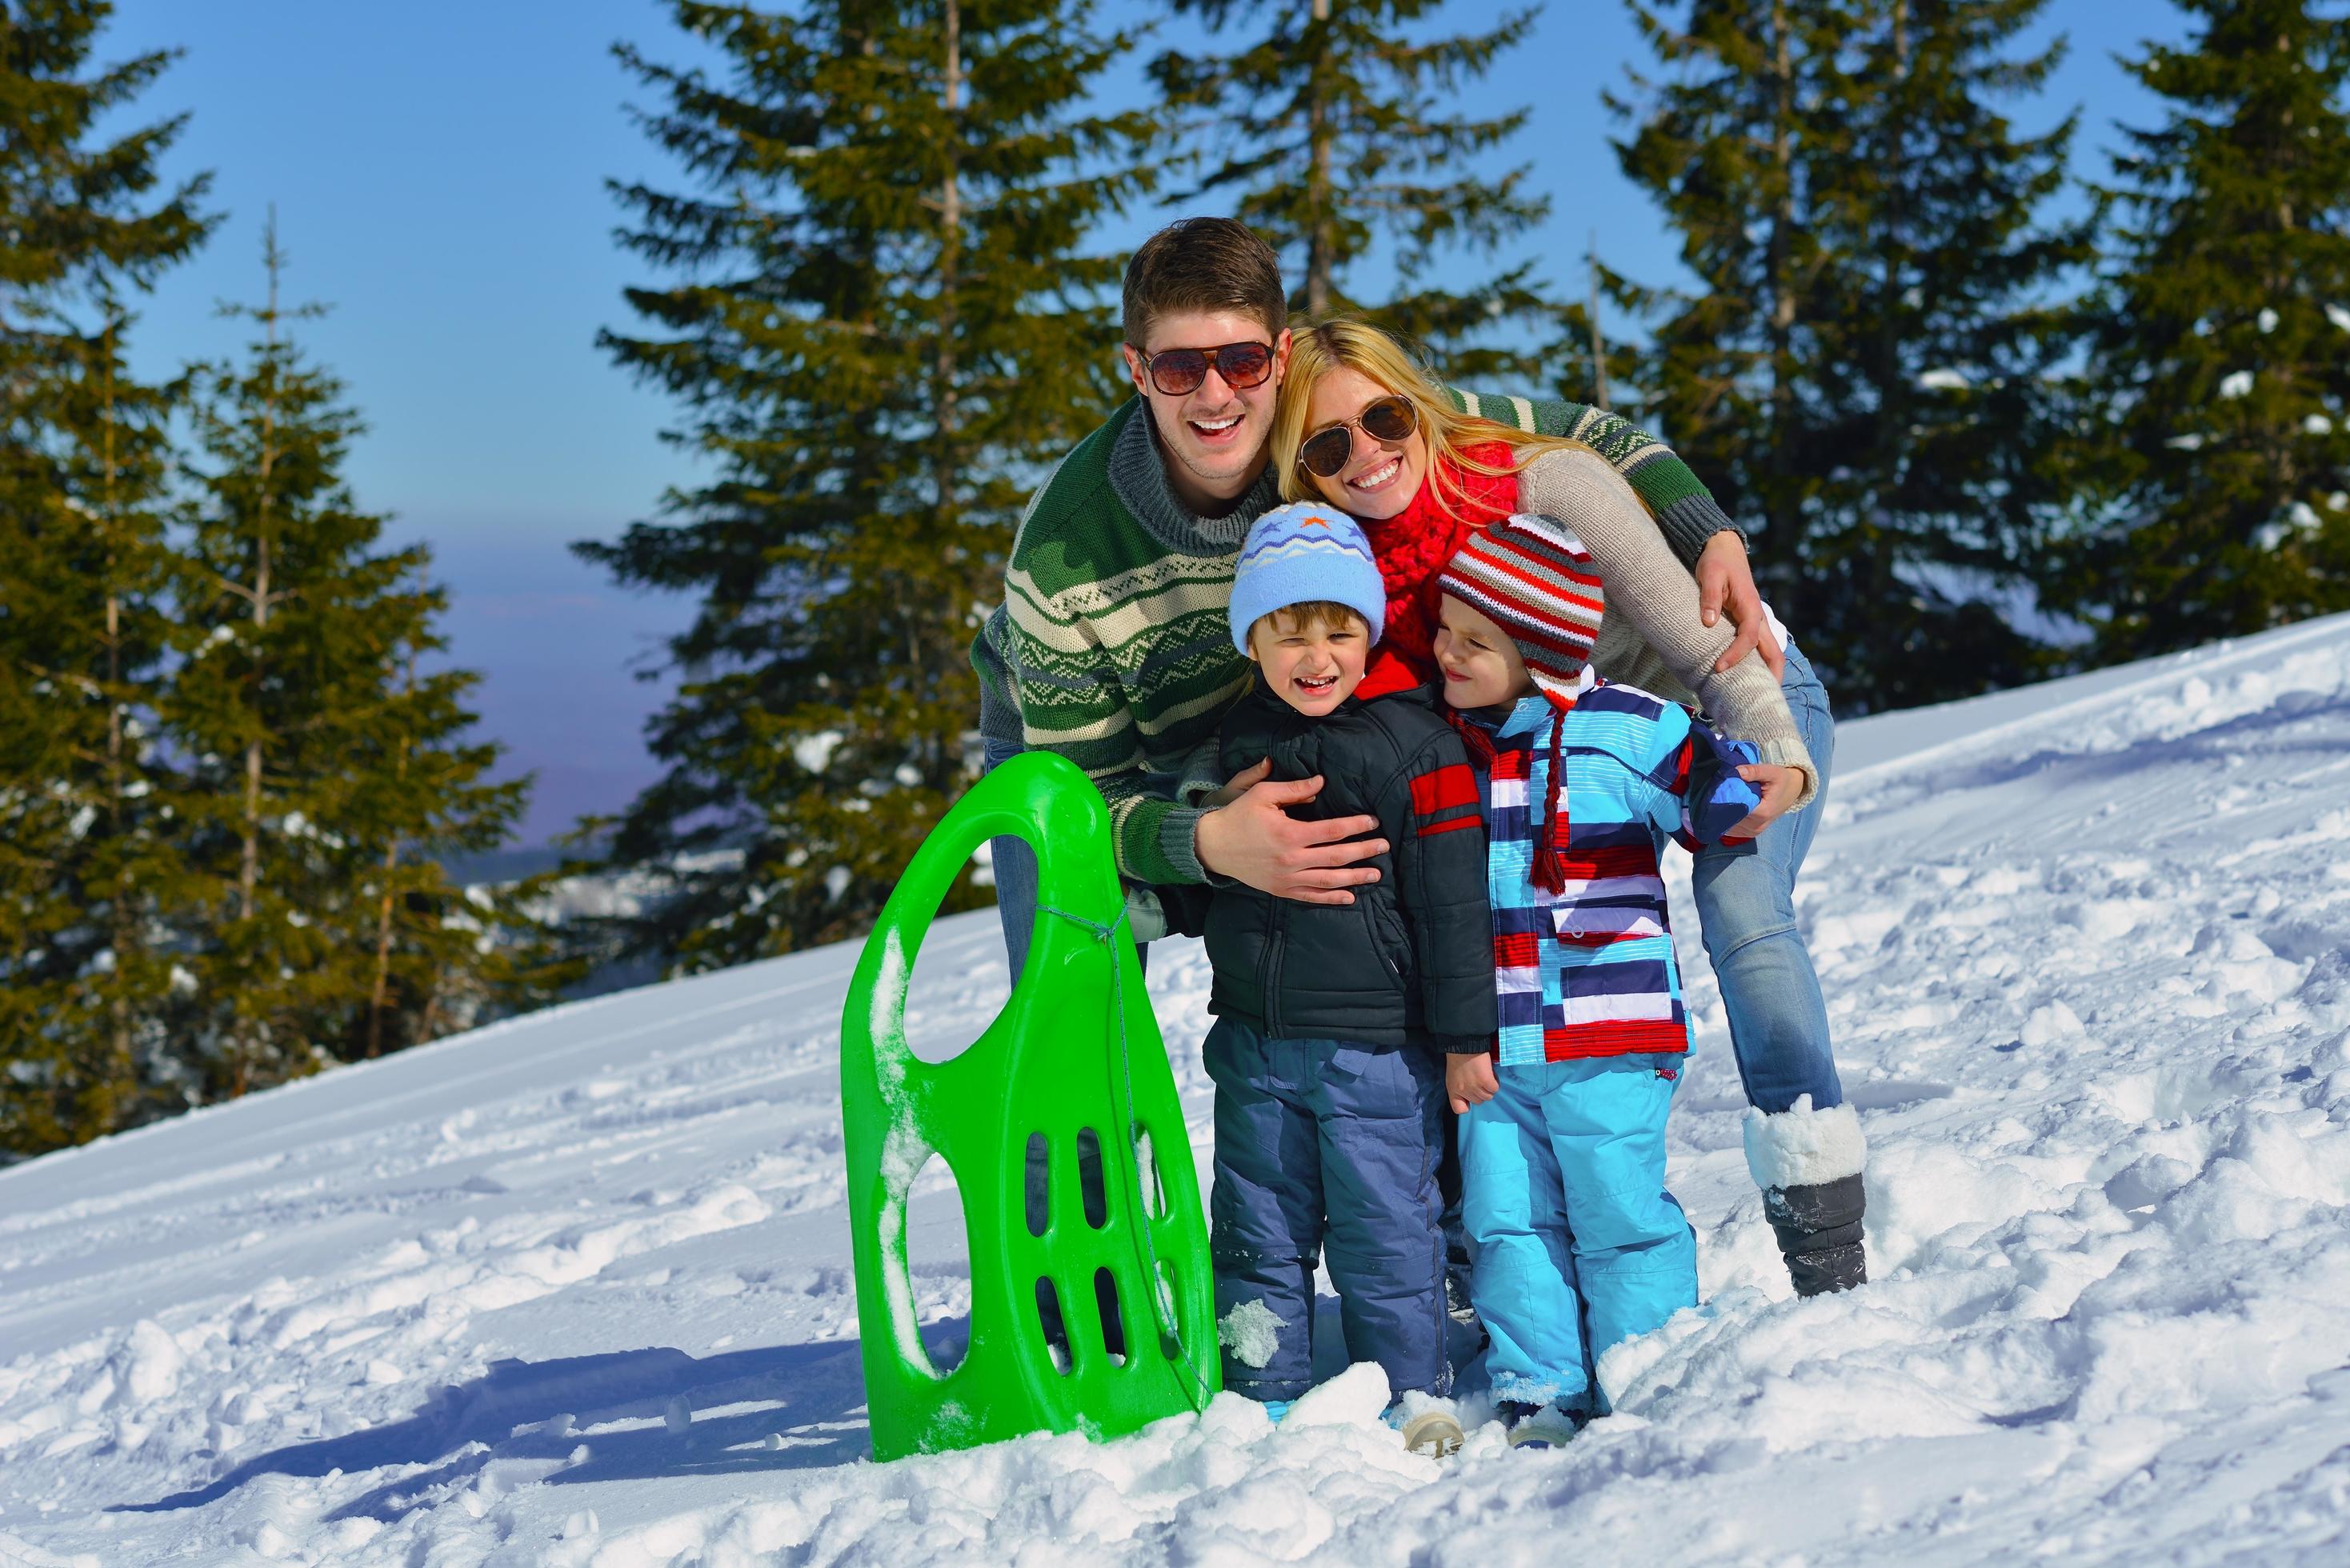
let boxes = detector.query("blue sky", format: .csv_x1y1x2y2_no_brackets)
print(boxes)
98,0,2187,845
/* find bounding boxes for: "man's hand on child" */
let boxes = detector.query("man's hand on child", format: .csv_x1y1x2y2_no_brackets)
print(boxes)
1696,532,1786,679
1200,757,1269,810
1446,1052,1498,1115
1195,770,1387,906
1726,763,1802,840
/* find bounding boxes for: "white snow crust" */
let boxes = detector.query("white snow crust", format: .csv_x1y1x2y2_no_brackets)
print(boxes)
6,614,2350,1564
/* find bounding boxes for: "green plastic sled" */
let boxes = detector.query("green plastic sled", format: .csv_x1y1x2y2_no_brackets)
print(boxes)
840,750,1219,1462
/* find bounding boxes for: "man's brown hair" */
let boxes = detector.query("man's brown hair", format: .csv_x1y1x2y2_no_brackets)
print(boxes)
1121,217,1287,350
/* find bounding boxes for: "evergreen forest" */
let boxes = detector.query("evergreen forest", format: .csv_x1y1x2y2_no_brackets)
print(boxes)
5,0,2348,1154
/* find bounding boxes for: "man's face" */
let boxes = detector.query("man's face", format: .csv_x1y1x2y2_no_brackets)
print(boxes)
1123,309,1291,511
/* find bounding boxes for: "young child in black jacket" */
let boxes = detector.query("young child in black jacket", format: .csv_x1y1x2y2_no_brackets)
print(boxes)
1193,500,1494,1457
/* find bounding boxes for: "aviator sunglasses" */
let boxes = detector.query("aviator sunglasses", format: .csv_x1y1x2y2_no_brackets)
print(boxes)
1296,394,1419,479
1133,340,1275,398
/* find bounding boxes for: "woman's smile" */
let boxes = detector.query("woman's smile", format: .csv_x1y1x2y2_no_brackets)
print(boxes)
1347,454,1403,495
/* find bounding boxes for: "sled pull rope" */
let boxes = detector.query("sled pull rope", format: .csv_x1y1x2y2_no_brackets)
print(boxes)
1038,902,1212,1414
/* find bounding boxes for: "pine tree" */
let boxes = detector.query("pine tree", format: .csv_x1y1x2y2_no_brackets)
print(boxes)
1148,0,1585,385
1608,0,2088,711
582,0,1153,970
2049,0,2350,660
0,0,214,1155
338,567,561,1061
0,311,198,1152
168,223,536,1096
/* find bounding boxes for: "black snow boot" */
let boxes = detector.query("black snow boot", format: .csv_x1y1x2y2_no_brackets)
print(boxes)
1762,1173,1868,1296
1743,1098,1869,1298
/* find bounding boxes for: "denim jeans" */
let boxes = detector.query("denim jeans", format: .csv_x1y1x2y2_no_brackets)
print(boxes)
981,738,1051,984
983,737,1155,985
1689,642,1844,1114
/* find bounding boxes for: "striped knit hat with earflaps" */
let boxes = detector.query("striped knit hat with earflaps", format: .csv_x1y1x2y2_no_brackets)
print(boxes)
1436,513,1607,895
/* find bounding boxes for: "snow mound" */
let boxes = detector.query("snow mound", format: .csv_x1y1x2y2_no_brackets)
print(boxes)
6,613,2350,1563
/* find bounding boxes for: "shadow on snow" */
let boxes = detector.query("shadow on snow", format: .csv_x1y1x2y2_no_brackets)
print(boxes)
116,1334,884,1519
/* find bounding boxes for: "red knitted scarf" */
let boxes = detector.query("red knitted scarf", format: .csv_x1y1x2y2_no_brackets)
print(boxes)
1360,443,1519,682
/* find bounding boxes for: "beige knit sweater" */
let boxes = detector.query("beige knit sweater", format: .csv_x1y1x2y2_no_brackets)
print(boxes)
1516,447,1819,807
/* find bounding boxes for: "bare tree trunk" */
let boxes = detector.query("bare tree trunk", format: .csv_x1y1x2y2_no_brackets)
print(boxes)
100,320,134,1107
365,838,400,1059
1587,231,1611,411
937,0,961,502
1765,0,1799,608
366,628,418,1060
226,213,293,1101
1868,0,1911,609
929,0,963,792
238,222,285,926
1305,0,1335,317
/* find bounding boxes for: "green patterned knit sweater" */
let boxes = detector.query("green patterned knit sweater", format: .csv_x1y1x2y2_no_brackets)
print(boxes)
971,393,1740,885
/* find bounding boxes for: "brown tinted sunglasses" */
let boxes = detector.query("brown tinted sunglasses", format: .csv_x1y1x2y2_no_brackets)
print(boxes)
1296,394,1418,478
1134,340,1275,397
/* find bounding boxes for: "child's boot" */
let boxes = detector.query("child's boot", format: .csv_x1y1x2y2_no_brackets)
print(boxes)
1385,1399,1465,1458
1743,1097,1868,1297
1498,1398,1587,1450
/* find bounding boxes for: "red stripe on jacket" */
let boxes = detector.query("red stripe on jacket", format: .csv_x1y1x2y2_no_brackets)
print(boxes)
1542,1020,1691,1059
1409,762,1479,815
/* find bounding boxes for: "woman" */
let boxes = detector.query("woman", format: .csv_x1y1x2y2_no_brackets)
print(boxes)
1270,318,1868,1298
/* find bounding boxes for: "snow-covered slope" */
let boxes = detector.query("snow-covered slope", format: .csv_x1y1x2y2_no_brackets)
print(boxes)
6,615,2350,1566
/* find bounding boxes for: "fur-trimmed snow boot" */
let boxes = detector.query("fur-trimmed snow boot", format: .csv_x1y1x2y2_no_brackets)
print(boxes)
1743,1095,1868,1297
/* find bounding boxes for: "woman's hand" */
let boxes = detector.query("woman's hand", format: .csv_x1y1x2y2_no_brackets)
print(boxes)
1697,532,1786,679
1726,763,1803,840
1446,1052,1499,1115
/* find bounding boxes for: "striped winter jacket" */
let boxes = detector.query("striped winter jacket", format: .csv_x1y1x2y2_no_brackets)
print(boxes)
1459,684,1761,1066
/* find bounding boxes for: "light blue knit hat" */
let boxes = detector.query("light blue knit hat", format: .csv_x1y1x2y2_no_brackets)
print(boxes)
1228,501,1386,653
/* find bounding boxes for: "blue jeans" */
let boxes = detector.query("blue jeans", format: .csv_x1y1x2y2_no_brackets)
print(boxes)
1690,642,1843,1114
983,739,1152,983
1459,1055,1695,1412
1203,1018,1449,1402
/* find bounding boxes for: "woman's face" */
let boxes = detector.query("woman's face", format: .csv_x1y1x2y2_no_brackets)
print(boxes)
1301,365,1428,522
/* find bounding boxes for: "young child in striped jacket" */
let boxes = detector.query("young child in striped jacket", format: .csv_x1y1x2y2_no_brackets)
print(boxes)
1431,512,1770,1446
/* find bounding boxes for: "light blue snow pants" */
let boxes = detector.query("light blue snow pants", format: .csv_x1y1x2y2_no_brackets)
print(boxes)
1459,1055,1696,1412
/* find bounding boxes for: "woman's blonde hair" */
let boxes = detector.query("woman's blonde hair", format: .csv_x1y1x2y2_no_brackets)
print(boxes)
1272,318,1621,520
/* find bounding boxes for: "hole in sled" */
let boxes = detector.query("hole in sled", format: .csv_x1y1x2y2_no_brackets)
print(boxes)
903,842,1007,1067
899,1151,971,1378
1095,1267,1128,1367
1023,1131,1050,1238
1035,1276,1074,1376
1133,1124,1168,1220
1076,1127,1108,1230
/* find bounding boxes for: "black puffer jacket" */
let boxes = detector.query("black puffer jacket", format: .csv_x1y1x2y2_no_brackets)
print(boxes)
1193,675,1496,1053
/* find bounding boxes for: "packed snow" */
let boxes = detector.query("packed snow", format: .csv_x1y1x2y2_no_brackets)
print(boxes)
6,614,2350,1565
